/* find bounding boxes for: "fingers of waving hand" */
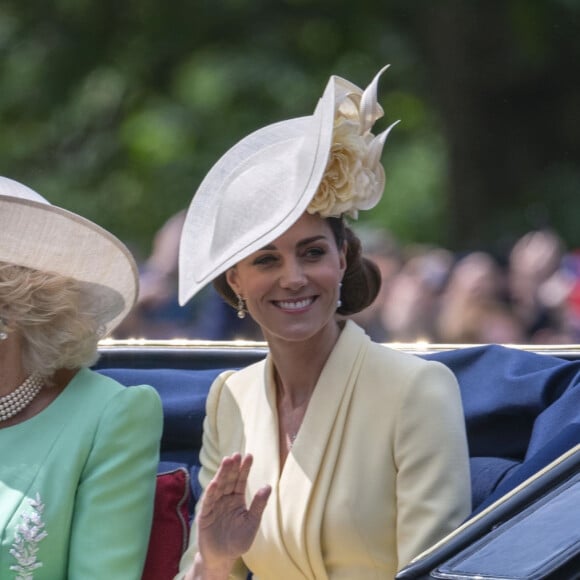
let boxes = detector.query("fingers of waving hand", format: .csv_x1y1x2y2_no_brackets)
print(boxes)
248,483,272,521
234,454,272,504
200,453,270,524
215,452,245,496
197,454,271,563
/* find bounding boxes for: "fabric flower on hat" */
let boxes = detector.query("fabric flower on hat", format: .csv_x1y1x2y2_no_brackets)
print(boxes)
307,65,399,220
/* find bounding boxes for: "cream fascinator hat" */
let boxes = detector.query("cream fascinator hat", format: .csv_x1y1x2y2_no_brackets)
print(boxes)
0,177,138,337
179,65,398,306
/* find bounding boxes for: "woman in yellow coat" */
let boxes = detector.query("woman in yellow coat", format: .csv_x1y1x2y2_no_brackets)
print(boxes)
176,67,471,579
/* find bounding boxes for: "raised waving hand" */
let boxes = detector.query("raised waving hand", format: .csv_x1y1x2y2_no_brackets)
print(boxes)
189,453,271,579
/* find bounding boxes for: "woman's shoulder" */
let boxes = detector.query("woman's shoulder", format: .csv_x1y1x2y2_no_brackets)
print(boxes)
204,360,266,419
70,368,162,412
344,320,438,372
365,339,432,371
362,340,458,394
75,369,163,438
212,359,266,390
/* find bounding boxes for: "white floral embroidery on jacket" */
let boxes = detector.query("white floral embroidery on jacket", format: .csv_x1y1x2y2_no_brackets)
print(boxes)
9,493,48,580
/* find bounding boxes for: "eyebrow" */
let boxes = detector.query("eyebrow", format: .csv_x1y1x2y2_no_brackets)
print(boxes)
259,235,328,251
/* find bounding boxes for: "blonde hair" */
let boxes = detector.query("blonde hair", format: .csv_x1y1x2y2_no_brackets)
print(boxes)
0,262,100,379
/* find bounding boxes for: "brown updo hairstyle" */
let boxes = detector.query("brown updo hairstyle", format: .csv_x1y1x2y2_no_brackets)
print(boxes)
212,216,381,316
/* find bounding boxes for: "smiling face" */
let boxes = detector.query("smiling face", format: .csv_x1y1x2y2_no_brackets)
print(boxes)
226,212,347,346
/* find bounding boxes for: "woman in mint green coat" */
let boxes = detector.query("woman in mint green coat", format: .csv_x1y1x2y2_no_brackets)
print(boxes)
0,176,163,579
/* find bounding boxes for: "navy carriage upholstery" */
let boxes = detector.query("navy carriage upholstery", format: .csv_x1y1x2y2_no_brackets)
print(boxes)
421,345,580,513
93,342,580,578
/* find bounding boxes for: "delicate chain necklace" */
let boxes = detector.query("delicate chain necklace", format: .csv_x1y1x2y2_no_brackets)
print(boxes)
0,373,44,422
288,432,298,449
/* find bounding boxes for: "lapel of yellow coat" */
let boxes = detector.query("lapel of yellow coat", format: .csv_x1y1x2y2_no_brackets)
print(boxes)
237,321,370,579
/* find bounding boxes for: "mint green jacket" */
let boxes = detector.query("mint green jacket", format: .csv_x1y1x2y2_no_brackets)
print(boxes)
0,368,162,579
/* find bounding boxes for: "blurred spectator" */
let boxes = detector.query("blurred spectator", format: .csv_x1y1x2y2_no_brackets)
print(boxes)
508,229,564,339
348,226,403,341
444,299,526,344
380,245,453,342
531,248,580,343
435,251,521,343
565,251,580,339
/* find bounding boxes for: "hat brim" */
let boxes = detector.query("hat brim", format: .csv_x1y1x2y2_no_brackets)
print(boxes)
0,195,138,337
178,75,337,306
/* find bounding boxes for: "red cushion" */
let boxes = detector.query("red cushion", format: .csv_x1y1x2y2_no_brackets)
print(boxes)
142,467,190,580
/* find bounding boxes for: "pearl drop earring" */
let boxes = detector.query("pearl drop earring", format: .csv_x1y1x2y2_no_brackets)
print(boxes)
236,294,246,319
337,282,343,309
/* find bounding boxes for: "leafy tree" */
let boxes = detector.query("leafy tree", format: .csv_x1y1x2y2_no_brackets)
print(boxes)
1,0,579,258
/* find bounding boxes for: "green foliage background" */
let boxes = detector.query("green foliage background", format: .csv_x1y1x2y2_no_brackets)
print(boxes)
1,0,579,259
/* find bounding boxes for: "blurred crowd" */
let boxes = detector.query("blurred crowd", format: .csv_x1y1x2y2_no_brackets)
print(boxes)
114,212,580,345
350,227,580,344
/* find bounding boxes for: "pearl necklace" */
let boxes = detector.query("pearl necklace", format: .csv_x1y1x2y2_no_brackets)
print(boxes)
0,373,44,422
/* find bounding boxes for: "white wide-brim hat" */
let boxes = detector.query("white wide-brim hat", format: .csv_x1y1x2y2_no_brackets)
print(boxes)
0,177,138,337
179,66,398,306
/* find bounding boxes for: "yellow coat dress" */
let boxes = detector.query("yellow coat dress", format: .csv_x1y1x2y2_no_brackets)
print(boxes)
178,321,471,579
